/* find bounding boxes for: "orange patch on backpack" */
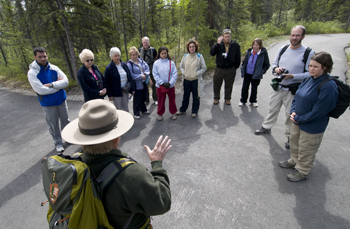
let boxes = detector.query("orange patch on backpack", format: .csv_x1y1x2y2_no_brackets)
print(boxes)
49,183,59,204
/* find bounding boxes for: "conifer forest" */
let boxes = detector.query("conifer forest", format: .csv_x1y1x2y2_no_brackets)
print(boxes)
0,0,349,83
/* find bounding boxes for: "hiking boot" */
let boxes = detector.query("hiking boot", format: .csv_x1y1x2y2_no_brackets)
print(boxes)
287,170,307,182
285,137,290,149
225,100,231,105
191,113,197,118
278,160,295,169
56,144,64,152
252,103,258,108
176,111,185,115
172,114,177,120
255,127,271,135
213,99,219,105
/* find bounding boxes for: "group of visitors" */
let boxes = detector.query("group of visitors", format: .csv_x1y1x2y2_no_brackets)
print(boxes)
28,24,341,228
77,37,208,121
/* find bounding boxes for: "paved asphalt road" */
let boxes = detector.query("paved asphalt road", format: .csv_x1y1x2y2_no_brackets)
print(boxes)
1,34,350,229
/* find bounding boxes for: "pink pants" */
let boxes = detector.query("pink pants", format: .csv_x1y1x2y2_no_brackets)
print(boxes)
157,87,177,116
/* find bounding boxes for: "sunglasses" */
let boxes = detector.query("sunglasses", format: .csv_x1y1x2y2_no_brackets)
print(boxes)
86,59,94,62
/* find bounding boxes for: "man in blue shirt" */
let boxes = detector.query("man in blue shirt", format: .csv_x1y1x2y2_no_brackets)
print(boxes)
28,47,70,152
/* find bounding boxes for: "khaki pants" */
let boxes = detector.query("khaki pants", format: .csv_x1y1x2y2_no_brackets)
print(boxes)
213,67,237,101
288,124,324,175
262,89,294,138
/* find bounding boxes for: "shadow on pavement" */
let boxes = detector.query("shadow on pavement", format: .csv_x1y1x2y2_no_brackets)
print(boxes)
264,134,350,228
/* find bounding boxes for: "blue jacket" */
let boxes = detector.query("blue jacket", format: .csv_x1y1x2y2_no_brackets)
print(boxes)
127,58,150,90
78,64,106,102
291,74,338,134
105,61,135,97
241,47,270,80
28,61,68,107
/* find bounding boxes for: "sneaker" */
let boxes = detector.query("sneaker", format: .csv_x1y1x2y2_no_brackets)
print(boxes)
191,113,197,118
134,115,140,119
287,170,307,182
213,99,219,105
56,144,64,152
255,127,271,135
142,111,150,114
278,160,295,169
172,114,177,120
176,111,185,115
285,137,290,149
252,103,258,108
225,100,231,105
239,102,244,107
155,101,158,106
157,115,163,121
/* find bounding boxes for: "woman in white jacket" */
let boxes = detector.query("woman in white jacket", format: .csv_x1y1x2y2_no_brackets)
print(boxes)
153,46,178,121
177,40,207,118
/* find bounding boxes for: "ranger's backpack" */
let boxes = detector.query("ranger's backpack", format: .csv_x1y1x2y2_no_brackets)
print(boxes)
317,76,350,119
41,153,136,229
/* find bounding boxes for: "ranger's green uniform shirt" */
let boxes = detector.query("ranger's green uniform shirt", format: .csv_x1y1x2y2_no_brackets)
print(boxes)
82,149,171,228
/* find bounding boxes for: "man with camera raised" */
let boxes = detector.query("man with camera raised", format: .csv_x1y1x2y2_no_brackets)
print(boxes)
255,25,314,149
210,29,241,105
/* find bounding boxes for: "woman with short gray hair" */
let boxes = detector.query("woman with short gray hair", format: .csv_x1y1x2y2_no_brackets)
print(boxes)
105,47,135,112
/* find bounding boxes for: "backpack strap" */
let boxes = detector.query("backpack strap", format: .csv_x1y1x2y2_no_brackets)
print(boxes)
302,47,312,73
277,45,289,67
317,76,333,93
96,156,136,197
95,156,137,229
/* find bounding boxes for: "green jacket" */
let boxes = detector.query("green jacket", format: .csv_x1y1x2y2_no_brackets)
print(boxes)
82,149,171,228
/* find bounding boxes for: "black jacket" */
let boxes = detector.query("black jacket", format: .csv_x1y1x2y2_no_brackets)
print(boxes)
78,64,105,102
241,47,270,80
105,61,135,97
210,40,241,69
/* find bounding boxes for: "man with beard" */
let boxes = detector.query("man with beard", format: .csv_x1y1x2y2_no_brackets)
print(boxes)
210,29,241,105
255,25,314,149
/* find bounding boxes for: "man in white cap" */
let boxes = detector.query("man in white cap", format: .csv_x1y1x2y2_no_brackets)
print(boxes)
62,99,172,228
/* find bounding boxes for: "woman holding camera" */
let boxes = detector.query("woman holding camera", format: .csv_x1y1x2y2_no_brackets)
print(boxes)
78,49,106,102
153,46,178,121
239,38,270,107
279,52,338,182
127,46,150,119
105,47,135,112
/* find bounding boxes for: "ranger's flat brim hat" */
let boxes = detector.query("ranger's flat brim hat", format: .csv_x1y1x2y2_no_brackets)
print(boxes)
62,99,134,145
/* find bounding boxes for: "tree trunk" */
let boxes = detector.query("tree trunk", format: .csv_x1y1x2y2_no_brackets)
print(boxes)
346,15,350,31
0,44,8,66
56,0,78,82
122,11,129,60
208,0,214,47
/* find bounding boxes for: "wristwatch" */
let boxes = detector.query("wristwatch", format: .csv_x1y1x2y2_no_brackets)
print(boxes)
49,83,53,88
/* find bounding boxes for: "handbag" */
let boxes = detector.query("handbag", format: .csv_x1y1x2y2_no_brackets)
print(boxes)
122,82,131,93
159,60,172,93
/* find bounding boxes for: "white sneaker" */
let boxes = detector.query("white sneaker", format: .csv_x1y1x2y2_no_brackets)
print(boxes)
239,102,244,107
252,103,258,107
56,144,64,152
157,115,163,121
172,114,177,120
155,101,158,105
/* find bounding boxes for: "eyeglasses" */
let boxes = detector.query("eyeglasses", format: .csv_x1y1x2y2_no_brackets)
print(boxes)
86,59,94,62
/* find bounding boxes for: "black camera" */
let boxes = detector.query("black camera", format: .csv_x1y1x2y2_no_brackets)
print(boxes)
274,69,289,82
